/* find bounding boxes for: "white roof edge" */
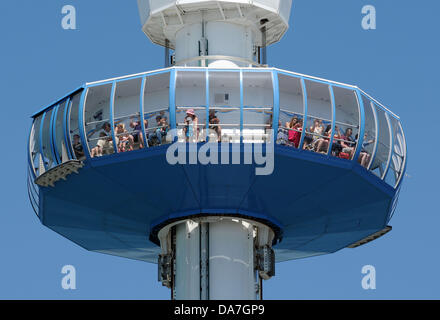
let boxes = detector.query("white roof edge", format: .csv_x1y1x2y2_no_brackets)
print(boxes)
85,67,174,86
274,67,357,88
357,88,400,120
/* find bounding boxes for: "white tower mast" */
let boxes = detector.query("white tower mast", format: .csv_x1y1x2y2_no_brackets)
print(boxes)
137,0,292,300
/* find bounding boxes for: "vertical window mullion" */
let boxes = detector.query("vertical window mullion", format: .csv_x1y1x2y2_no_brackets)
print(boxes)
170,69,177,142
327,85,335,157
298,78,307,150
205,69,210,141
63,97,74,160
28,121,37,179
271,70,279,144
140,76,148,148
51,104,61,164
367,100,379,171
239,70,244,143
39,112,47,171
110,81,118,154
395,122,407,188
382,113,394,180
78,88,90,159
353,90,365,162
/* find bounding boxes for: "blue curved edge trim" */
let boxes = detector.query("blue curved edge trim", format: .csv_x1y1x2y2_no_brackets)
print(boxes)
27,121,36,180
272,70,280,144
169,69,177,142
382,113,394,180
354,89,366,162
395,121,407,188
39,112,47,171
78,87,90,159
367,99,379,171
239,70,244,143
205,69,210,141
298,78,308,150
327,85,336,157
51,104,61,164
63,97,74,160
140,76,148,148
31,86,84,119
110,81,118,154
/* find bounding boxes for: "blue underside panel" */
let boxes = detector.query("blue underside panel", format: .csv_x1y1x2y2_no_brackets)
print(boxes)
40,145,395,263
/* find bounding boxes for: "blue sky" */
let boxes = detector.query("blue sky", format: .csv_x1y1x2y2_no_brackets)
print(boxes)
0,0,439,299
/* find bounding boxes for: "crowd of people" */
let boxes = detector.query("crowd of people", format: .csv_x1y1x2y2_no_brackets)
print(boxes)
78,111,374,168
87,113,170,158
277,115,374,168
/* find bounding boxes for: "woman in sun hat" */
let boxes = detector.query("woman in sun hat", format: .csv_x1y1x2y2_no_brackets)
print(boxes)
184,108,198,142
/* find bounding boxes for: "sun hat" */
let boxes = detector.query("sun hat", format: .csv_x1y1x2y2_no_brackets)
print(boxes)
186,108,195,116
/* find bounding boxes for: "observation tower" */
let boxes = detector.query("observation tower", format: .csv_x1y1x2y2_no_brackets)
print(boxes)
27,0,407,300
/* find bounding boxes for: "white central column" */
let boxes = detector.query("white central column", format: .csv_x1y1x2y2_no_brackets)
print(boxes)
208,219,256,299
158,217,275,300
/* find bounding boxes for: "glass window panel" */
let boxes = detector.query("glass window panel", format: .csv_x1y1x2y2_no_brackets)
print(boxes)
394,122,406,186
68,92,86,160
54,101,69,164
370,105,391,178
359,95,377,169
175,71,207,142
84,84,114,158
30,116,43,176
331,87,360,159
113,78,143,153
243,72,273,143
41,109,56,170
209,72,240,143
144,73,170,147
385,116,405,187
303,80,332,154
277,74,304,148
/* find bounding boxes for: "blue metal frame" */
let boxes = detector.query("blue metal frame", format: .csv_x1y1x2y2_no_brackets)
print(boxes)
367,99,379,171
27,121,37,179
272,70,280,144
205,69,210,141
50,104,61,164
382,113,394,180
169,69,177,141
31,86,84,119
353,89,366,162
63,97,74,160
239,70,244,143
78,88,90,159
298,77,308,150
39,112,48,171
140,76,148,147
110,81,118,154
395,121,407,188
327,85,336,157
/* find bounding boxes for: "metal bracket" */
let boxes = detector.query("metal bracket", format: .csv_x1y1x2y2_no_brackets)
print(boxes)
256,245,275,280
158,253,173,288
